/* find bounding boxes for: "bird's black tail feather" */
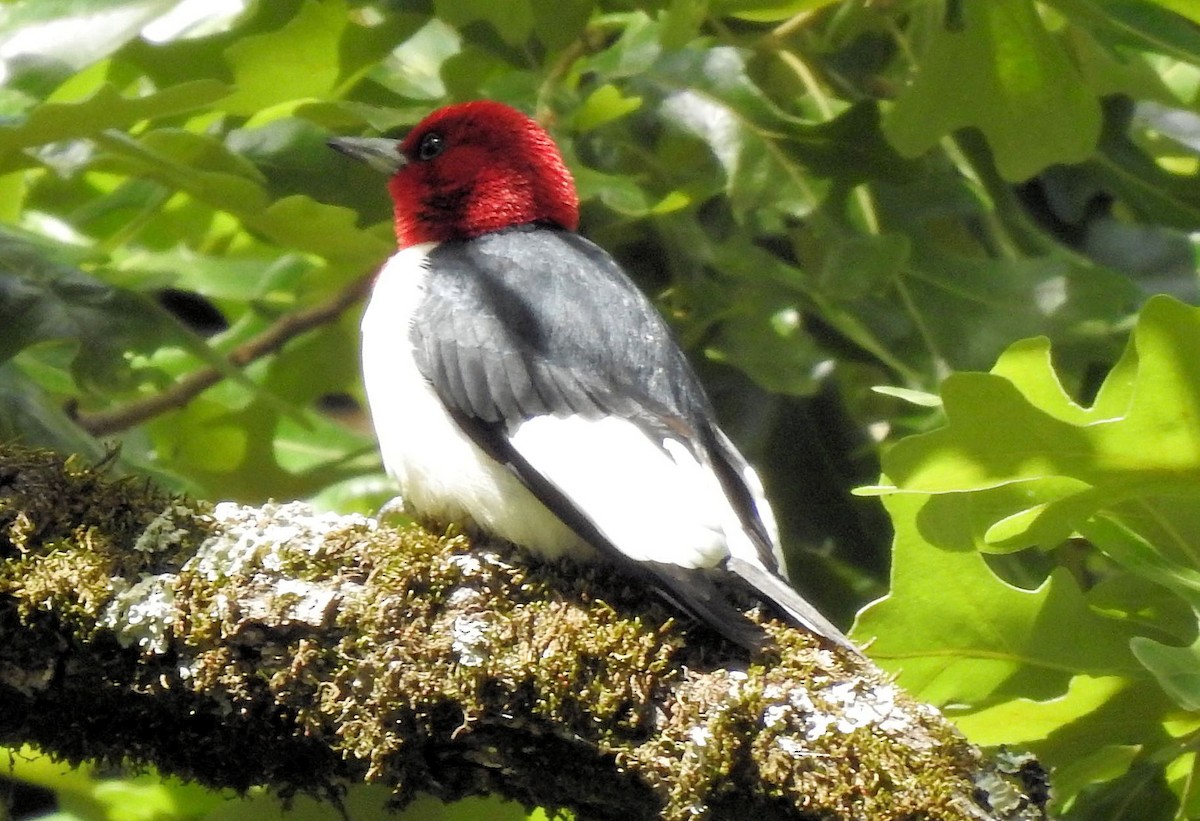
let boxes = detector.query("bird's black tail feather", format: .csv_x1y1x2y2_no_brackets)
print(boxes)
642,560,769,652
726,556,861,656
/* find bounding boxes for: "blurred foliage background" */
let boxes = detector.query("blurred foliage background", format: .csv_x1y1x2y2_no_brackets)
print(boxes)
1,0,1199,819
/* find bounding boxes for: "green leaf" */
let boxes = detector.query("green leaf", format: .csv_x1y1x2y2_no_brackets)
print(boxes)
876,294,1200,564
1048,0,1200,64
951,674,1127,745
817,231,910,300
1081,516,1200,611
1048,744,1141,809
221,0,346,116
1147,0,1200,26
650,46,832,220
0,80,229,173
647,64,912,223
660,0,707,50
1018,675,1177,813
0,229,213,390
883,295,1200,495
1090,100,1200,232
1068,757,1181,820
0,362,105,460
884,0,1103,180
202,785,545,821
853,493,1142,706
529,0,592,52
433,0,534,47
1131,635,1200,710
97,128,269,214
871,386,942,408
254,195,393,268
989,337,1095,423
96,129,391,268
899,246,1134,375
369,19,461,101
871,295,1200,722
795,102,921,186
154,397,250,474
1087,568,1198,641
273,412,374,476
5,746,226,821
571,163,657,216
1166,750,1200,821
113,248,303,303
706,298,823,395
581,11,661,79
712,0,841,22
574,84,643,132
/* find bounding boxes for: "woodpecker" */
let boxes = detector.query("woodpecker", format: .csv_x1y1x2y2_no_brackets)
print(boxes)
329,101,857,654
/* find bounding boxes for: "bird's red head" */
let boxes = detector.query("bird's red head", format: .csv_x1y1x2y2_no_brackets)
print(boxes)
363,101,579,248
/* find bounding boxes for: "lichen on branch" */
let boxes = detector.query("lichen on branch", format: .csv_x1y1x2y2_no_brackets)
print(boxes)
0,444,1048,821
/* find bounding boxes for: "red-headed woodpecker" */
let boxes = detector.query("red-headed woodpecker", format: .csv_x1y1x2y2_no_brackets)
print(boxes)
329,100,857,655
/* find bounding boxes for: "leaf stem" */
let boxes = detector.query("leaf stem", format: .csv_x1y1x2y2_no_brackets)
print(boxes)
774,48,881,235
892,268,950,382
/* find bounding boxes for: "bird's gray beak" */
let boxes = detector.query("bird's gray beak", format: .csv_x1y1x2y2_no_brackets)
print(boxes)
327,136,407,175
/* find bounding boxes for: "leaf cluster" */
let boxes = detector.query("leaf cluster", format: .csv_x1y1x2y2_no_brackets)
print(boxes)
0,0,1199,819
862,296,1200,819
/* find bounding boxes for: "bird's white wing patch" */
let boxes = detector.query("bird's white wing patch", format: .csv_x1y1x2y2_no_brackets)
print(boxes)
509,415,746,569
708,427,786,572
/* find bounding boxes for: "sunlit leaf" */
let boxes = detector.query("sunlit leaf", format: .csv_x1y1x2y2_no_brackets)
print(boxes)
369,19,461,101
854,493,1143,706
0,0,178,80
885,0,1103,180
951,675,1128,745
1048,0,1200,63
574,84,643,131
0,81,229,173
221,0,345,115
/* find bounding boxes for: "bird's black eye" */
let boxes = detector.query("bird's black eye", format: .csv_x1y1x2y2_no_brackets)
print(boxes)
417,132,445,161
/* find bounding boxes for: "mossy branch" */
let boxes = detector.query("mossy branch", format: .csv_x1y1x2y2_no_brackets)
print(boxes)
0,445,1048,821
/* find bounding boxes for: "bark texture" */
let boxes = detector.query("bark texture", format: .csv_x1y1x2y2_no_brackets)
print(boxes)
0,445,1049,821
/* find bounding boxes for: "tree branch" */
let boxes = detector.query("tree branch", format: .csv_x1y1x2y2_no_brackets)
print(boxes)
0,445,1049,821
70,273,376,437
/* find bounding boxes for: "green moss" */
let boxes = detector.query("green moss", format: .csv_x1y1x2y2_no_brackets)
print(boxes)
5,544,113,631
0,446,207,640
172,569,228,647
0,444,207,604
305,521,686,802
0,446,206,568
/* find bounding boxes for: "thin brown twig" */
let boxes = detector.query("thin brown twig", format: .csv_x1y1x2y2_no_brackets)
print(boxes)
72,271,377,437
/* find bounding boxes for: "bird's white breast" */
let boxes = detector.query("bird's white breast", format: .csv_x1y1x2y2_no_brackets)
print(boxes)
360,244,591,558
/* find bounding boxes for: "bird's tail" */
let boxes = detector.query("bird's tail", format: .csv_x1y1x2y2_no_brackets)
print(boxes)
726,556,861,656
642,560,770,652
